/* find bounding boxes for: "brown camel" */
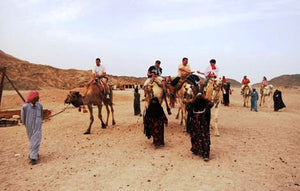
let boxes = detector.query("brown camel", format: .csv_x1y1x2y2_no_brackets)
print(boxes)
64,82,115,134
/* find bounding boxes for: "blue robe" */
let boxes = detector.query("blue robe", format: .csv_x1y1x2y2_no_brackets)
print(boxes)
21,102,43,160
250,91,258,111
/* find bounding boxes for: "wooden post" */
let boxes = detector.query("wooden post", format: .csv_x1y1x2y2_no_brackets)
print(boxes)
5,74,25,102
0,67,6,107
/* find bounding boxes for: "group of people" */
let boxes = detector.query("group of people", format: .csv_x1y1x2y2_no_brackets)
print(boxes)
140,57,220,161
240,75,286,112
21,57,286,165
143,94,213,161
143,57,220,97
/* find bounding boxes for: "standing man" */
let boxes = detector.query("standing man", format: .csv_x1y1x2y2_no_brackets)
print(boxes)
21,90,43,165
93,58,110,99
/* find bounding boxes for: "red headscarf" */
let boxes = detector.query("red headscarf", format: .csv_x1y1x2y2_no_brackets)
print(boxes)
26,90,39,103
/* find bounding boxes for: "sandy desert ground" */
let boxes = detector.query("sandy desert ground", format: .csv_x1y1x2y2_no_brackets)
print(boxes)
0,87,299,191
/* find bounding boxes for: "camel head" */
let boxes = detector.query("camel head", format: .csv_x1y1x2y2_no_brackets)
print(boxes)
64,91,84,107
183,83,194,100
213,78,223,91
144,84,154,101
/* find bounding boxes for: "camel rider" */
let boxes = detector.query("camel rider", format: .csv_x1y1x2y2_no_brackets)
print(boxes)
241,75,251,94
260,76,268,94
197,59,219,92
93,58,110,99
143,60,167,95
170,57,200,97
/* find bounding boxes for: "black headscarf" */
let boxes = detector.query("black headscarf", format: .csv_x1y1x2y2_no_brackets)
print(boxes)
145,97,165,118
134,87,139,94
190,94,213,113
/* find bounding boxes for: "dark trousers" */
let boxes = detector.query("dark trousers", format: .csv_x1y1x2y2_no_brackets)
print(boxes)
171,75,199,87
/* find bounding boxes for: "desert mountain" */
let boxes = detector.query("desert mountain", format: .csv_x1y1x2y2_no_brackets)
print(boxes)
2,50,298,90
0,50,146,90
252,74,300,88
269,74,300,87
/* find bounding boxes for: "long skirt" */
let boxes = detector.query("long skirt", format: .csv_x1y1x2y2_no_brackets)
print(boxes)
144,115,167,147
134,93,141,115
223,93,229,106
251,99,258,111
273,90,286,111
190,114,210,158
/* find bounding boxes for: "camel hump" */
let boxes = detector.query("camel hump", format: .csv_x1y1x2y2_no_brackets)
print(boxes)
150,81,161,87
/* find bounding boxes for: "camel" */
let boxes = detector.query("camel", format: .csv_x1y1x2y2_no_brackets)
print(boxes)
260,84,274,107
165,76,175,108
144,81,172,115
204,78,222,136
64,82,115,134
243,85,251,107
175,82,194,126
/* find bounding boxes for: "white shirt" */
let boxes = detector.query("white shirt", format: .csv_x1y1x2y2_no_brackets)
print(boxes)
178,64,191,77
93,65,106,75
204,65,219,77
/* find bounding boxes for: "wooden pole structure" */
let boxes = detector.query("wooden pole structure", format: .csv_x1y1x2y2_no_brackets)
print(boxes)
5,74,25,102
0,67,6,107
0,67,26,107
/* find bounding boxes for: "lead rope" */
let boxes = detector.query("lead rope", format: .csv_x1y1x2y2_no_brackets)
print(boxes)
44,104,70,120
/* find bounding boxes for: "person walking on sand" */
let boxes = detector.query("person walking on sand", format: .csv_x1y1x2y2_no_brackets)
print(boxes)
144,97,168,148
250,88,259,112
222,76,231,106
188,93,214,161
134,87,142,116
273,89,286,112
21,90,43,165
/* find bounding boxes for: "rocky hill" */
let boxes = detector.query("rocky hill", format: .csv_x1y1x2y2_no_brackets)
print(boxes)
226,79,241,87
1,50,298,90
252,74,300,88
269,74,300,87
0,50,146,90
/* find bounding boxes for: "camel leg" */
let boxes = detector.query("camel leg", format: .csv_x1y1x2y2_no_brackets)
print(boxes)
110,103,116,125
180,107,183,125
183,105,187,128
259,95,262,106
163,94,172,115
175,107,180,119
97,104,106,129
104,104,110,126
213,107,220,136
84,104,94,134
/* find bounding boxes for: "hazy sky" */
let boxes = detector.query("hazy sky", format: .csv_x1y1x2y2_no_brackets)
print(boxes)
1,0,299,83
